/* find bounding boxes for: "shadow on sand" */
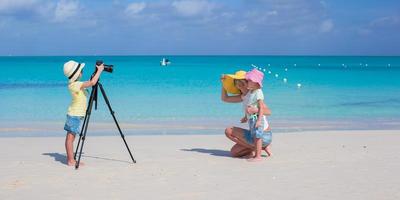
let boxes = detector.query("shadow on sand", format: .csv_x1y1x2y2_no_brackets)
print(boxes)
42,153,68,165
181,148,232,157
42,152,132,165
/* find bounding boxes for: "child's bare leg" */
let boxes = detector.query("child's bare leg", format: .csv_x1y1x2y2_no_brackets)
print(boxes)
65,132,76,166
247,138,262,162
65,132,84,166
264,144,272,157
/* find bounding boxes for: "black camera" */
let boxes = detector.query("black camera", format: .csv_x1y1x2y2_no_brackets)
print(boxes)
96,60,113,73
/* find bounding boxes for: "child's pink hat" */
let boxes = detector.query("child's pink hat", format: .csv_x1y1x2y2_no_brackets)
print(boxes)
245,68,264,87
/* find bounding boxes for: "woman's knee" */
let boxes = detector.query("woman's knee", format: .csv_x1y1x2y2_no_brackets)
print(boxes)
230,144,249,157
225,127,233,138
231,145,252,157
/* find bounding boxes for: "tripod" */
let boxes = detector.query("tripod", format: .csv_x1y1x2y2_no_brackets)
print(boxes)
74,79,136,169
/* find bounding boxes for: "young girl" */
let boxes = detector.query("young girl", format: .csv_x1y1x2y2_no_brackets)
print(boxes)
63,60,104,166
244,68,272,162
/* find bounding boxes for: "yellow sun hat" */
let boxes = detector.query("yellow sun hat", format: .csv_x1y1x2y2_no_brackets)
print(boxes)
222,70,247,94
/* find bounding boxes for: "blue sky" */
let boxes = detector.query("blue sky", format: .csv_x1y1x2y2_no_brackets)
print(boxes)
0,0,399,55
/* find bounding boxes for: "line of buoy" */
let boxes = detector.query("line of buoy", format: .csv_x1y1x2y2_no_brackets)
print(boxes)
250,61,395,90
250,64,302,89
258,63,397,69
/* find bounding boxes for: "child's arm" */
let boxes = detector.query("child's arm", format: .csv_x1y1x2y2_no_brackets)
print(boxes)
81,64,104,89
255,99,264,128
246,102,270,116
220,75,242,103
261,102,271,116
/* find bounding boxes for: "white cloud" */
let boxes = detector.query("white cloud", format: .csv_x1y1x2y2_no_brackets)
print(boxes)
235,24,248,33
0,19,6,30
357,28,371,35
0,0,38,12
320,1,328,8
242,0,325,34
221,12,234,19
172,0,216,17
370,16,400,27
358,15,400,35
320,19,333,33
125,2,146,16
0,0,37,11
53,0,80,22
266,10,278,16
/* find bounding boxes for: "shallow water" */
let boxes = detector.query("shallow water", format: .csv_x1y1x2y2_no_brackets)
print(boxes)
1,56,399,135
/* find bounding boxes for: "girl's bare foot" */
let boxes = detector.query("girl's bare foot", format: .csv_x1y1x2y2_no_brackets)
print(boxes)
264,145,273,157
247,157,263,162
67,160,84,166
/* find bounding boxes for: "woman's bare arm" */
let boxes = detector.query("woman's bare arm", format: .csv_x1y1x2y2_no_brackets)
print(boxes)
221,87,242,103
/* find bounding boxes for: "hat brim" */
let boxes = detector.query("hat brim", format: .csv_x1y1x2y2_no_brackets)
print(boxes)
69,63,85,83
226,73,246,80
223,76,241,94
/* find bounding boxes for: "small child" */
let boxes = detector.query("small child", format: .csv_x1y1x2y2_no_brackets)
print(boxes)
243,69,272,162
63,60,104,166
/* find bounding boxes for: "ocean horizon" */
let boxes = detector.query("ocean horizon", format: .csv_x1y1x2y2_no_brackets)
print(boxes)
1,55,400,136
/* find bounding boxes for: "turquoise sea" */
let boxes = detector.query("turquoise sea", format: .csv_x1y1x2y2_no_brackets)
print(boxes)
1,56,400,135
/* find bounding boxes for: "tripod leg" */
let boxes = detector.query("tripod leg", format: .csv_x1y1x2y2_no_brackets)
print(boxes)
75,85,97,169
98,83,136,163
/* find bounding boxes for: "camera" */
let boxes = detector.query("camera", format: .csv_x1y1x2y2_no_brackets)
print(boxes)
96,60,113,73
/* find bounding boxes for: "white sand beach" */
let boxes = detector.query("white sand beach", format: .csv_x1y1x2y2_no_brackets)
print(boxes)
1,130,400,200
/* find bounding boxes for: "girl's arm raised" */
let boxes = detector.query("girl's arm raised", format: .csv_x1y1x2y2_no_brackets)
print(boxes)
81,64,104,89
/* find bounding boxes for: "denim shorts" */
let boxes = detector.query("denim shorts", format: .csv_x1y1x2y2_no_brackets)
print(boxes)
244,117,272,147
64,115,84,135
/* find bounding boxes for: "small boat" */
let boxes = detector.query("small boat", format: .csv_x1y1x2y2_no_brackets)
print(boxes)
160,58,171,66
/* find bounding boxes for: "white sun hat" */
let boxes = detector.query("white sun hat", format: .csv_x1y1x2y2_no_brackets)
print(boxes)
63,60,85,83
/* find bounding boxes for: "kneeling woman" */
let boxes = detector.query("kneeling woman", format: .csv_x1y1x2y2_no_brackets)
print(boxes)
220,71,271,158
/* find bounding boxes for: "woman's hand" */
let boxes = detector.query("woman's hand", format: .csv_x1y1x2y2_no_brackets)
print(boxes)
246,105,258,115
220,74,227,82
240,116,248,123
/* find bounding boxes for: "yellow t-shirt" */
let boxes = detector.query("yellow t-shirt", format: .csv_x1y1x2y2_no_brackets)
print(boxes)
67,81,88,116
